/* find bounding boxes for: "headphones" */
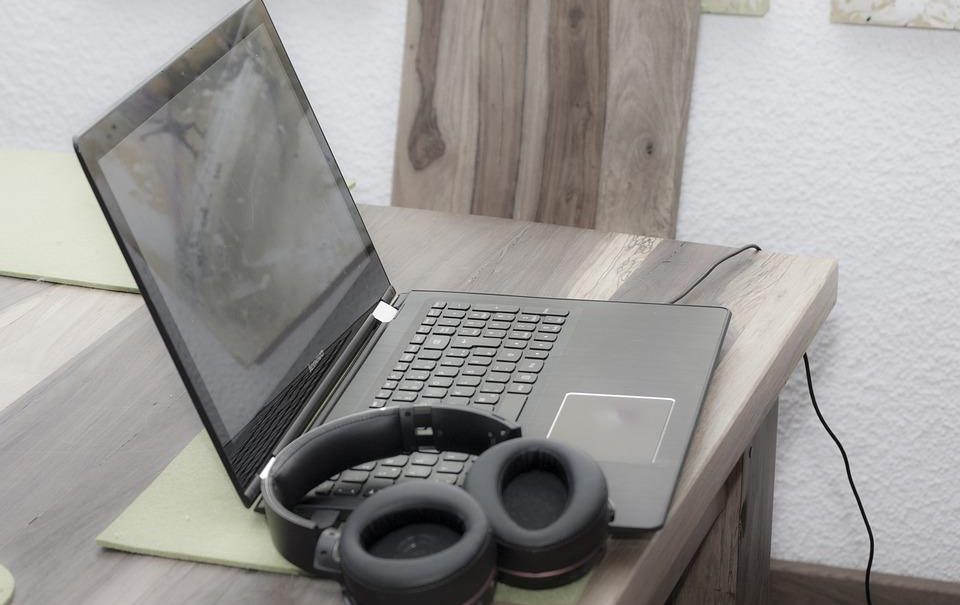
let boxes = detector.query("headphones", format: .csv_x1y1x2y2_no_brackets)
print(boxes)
262,405,611,605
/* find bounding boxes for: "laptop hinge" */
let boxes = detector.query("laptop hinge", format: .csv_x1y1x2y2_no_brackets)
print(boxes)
372,300,399,323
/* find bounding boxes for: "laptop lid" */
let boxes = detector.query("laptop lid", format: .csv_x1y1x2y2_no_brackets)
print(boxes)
74,0,391,506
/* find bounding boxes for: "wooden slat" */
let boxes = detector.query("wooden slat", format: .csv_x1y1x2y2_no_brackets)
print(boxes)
0,206,838,604
771,559,960,605
393,0,699,238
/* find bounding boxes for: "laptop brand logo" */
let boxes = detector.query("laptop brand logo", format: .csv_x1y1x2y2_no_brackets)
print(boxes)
308,349,326,373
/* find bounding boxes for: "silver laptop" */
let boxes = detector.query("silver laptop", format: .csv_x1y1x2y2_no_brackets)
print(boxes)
73,0,728,533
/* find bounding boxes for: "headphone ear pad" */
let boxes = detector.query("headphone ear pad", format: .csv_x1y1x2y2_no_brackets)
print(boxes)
338,481,497,605
463,438,610,589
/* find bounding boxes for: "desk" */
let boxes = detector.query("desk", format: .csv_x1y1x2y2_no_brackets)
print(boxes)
0,205,837,605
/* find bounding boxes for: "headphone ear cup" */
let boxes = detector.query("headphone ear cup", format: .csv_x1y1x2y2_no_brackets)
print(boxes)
338,481,497,605
464,438,610,589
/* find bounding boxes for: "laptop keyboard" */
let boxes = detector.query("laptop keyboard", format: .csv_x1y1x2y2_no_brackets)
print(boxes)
299,300,569,509
371,300,568,418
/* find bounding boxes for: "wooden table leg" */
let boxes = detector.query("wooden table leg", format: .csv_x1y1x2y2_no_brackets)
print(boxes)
668,400,779,605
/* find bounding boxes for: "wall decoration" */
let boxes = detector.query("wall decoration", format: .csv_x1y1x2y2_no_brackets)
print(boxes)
832,0,960,30
701,0,770,16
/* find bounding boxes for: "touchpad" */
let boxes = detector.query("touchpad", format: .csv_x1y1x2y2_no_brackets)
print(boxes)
547,393,674,464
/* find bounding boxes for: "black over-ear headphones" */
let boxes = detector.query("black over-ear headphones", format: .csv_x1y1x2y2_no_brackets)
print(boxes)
262,405,611,605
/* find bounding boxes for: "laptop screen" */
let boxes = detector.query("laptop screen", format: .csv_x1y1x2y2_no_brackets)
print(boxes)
75,1,390,501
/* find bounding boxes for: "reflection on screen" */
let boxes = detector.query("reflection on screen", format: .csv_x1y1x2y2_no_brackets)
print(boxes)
99,25,378,440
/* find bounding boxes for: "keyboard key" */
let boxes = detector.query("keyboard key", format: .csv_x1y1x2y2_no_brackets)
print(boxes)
463,319,485,329
418,349,442,361
530,341,553,351
462,366,487,377
436,366,459,377
382,380,398,390
493,312,516,322
392,391,417,402
437,317,460,327
387,371,404,381
399,353,415,363
405,371,428,382
411,452,439,466
524,350,549,360
405,466,432,478
431,473,458,485
473,347,497,357
534,333,557,342
508,383,532,395
443,452,470,462
489,321,511,330
427,308,443,317
497,349,522,362
443,396,471,406
340,470,370,483
429,376,454,388
504,340,527,349
467,356,492,367
411,334,427,345
411,360,436,371
521,307,569,317
458,328,482,337
446,348,469,358
457,376,481,387
492,362,515,373
486,372,511,384
437,461,465,474
375,390,393,399
382,455,409,466
394,362,410,372
514,373,538,384
399,381,425,392
333,484,361,496
538,324,562,334
363,478,396,497
434,326,457,336
471,303,518,313
483,329,507,339
515,323,537,332
496,394,528,421
452,337,501,349
450,386,476,398
467,311,491,320
480,382,504,394
518,314,540,323
432,301,446,309
369,400,386,408
405,344,420,354
475,393,500,405
416,325,431,335
472,402,496,413
423,335,451,350
374,466,402,479
509,331,532,340
442,310,466,319
543,316,566,325
447,302,471,311
422,388,447,398
441,357,465,367
518,360,544,373
311,481,334,496
421,317,437,326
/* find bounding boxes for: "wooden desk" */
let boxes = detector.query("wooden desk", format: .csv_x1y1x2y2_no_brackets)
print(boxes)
0,206,837,605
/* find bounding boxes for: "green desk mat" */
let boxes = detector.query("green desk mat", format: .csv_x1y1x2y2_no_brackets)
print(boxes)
0,149,135,292
0,564,12,605
98,433,589,605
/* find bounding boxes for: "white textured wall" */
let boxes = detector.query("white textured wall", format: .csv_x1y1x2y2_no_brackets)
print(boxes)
2,0,959,583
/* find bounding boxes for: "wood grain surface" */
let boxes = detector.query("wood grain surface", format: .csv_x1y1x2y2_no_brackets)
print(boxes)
0,206,837,604
393,0,700,238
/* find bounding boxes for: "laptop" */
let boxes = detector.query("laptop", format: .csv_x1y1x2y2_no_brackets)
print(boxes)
74,0,728,534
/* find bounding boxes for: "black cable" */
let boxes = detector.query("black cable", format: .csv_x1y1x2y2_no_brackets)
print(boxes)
803,353,874,605
668,244,875,605
667,244,762,304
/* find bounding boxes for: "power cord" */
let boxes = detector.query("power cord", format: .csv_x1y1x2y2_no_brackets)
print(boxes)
669,244,874,605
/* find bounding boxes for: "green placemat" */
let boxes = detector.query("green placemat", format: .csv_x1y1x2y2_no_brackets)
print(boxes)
98,432,588,604
0,149,136,292
0,564,13,605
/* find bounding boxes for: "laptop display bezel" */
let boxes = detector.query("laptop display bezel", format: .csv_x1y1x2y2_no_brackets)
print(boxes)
73,0,391,506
